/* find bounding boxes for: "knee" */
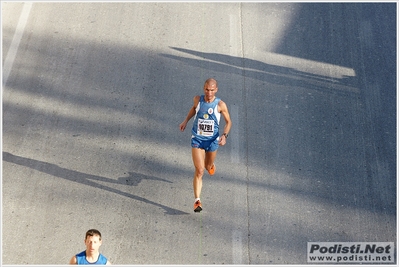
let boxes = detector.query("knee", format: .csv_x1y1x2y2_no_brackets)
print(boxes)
195,167,205,177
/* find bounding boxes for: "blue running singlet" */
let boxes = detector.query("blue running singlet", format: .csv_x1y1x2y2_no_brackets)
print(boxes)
76,251,108,265
191,95,221,141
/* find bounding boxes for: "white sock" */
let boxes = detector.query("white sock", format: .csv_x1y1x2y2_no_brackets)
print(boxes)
194,198,200,202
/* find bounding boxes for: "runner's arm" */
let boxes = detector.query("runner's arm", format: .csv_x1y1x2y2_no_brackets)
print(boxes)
69,256,77,265
218,100,232,145
179,96,200,132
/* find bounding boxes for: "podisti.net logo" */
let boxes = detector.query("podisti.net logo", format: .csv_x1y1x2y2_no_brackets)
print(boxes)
307,242,395,263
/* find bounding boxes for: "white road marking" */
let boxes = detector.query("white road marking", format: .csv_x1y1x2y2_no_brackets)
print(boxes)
230,12,244,265
3,2,32,86
230,105,240,163
229,13,242,164
229,14,240,56
232,230,243,264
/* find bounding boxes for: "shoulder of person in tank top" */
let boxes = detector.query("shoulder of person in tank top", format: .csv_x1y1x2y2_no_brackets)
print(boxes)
194,95,226,108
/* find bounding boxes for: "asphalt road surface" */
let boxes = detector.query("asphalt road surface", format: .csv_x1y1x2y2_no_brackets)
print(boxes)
2,2,396,265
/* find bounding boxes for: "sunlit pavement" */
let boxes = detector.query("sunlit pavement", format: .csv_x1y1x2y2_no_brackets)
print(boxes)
2,2,396,265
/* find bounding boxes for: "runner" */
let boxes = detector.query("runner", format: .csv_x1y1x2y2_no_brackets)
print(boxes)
179,78,232,212
70,229,111,265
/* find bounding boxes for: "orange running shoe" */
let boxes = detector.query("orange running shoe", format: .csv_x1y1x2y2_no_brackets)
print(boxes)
194,200,202,212
207,163,216,176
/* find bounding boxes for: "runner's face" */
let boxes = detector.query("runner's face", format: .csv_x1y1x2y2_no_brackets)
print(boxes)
203,82,218,101
85,235,102,254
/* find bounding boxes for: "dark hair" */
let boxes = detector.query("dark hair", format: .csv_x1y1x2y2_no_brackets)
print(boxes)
85,229,102,240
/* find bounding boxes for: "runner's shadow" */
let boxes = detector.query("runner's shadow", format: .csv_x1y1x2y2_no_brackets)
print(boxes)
3,151,188,215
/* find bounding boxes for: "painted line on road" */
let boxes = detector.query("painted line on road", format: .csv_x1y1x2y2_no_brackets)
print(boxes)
229,13,241,164
232,230,243,264
3,2,32,86
230,12,244,265
230,105,240,163
229,14,240,56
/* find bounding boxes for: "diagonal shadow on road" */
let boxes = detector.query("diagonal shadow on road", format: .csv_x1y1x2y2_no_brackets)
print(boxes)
3,151,188,215
160,47,359,95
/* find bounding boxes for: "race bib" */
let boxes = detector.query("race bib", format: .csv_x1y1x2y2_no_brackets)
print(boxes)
197,119,214,136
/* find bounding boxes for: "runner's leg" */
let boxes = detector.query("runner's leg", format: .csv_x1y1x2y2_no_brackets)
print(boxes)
205,150,217,172
192,147,205,199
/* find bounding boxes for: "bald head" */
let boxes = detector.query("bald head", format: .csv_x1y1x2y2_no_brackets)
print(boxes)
204,78,218,88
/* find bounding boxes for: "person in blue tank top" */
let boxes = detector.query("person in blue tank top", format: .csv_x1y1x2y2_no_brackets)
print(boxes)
180,78,232,212
69,229,111,265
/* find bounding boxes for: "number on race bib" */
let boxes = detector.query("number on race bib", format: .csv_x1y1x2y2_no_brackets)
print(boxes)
197,119,215,136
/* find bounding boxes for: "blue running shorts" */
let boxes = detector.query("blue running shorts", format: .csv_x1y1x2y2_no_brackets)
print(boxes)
191,136,219,152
